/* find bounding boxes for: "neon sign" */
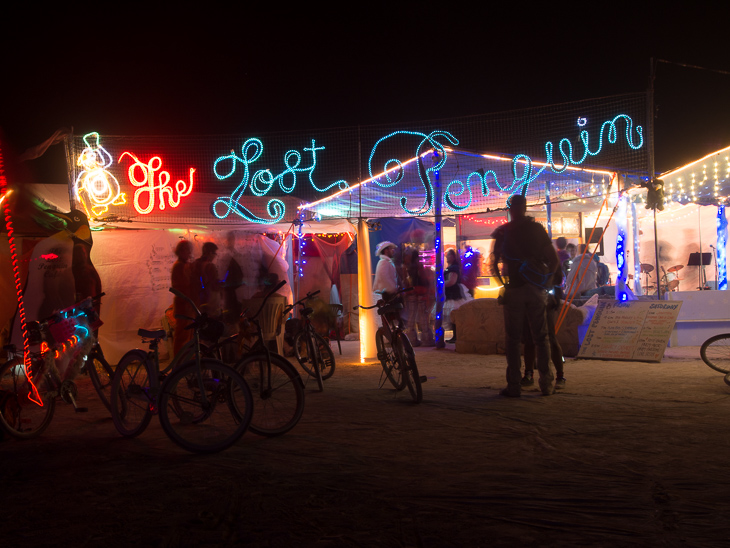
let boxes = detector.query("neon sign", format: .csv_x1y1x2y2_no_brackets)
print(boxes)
368,130,459,216
212,138,348,224
119,152,195,214
363,115,643,216
74,132,126,220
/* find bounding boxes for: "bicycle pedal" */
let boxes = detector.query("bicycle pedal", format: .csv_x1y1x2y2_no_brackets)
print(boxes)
74,406,89,413
419,376,427,383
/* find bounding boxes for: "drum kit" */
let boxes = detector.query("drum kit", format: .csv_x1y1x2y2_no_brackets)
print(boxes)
640,263,683,294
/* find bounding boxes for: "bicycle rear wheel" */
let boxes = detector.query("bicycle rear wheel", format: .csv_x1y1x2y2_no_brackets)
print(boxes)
86,345,115,412
110,350,155,437
376,328,405,390
0,360,55,439
237,353,305,436
397,333,422,403
158,359,253,453
700,333,730,374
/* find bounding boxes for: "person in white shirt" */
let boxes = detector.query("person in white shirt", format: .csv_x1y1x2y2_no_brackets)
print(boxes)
373,241,398,299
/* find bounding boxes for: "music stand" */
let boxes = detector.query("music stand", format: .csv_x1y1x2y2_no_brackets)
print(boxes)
687,252,712,289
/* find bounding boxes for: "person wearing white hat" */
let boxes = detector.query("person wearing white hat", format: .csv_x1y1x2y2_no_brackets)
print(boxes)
373,241,399,299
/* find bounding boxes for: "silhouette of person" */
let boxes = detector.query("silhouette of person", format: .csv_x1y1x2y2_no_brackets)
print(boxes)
171,240,195,356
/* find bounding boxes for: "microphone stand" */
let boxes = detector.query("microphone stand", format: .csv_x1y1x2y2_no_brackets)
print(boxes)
711,245,717,290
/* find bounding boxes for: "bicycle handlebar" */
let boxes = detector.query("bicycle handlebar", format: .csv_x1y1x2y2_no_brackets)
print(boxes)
353,287,413,310
284,290,321,314
169,287,203,318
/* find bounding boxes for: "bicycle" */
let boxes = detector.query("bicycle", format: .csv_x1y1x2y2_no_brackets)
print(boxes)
700,333,730,386
287,291,336,391
0,295,105,439
355,287,426,403
231,280,306,436
83,341,116,412
109,288,253,453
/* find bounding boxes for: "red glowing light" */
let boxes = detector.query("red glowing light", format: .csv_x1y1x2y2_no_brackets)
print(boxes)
0,143,43,406
41,253,59,260
119,152,195,214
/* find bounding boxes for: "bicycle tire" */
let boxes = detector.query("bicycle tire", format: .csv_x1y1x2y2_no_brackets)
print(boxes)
397,333,423,403
158,359,253,453
237,353,305,436
0,359,55,439
700,333,730,374
311,335,325,391
376,328,405,391
110,350,155,438
86,345,115,412
294,331,335,381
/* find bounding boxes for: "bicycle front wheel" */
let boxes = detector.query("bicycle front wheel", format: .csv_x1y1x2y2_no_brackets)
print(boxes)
700,333,730,374
158,359,253,453
397,333,422,403
295,331,334,382
237,353,305,436
376,328,405,390
110,350,155,438
0,360,55,439
86,345,115,412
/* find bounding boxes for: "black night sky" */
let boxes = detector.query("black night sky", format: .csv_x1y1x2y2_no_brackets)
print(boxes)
1,6,729,184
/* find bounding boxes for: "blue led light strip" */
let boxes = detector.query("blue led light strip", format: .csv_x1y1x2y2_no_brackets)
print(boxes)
718,205,727,291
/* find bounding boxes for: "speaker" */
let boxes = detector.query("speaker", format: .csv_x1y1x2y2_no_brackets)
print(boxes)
584,227,604,256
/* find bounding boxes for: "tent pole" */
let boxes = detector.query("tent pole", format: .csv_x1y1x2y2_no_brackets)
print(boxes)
434,162,445,349
356,218,377,361
648,58,661,300
546,182,552,239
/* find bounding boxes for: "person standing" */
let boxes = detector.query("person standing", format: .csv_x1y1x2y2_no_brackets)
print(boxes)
405,248,434,347
171,240,195,356
192,241,222,317
491,194,558,397
443,248,468,343
555,237,570,264
373,241,398,300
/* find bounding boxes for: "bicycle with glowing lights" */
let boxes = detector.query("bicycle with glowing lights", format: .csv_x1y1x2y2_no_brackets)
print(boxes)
700,333,730,387
109,288,253,453
356,287,426,403
287,290,336,392
0,295,106,439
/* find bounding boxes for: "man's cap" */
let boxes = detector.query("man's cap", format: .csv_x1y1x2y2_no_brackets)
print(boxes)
375,241,397,255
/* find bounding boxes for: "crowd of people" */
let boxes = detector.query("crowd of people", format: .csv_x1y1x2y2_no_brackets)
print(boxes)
372,241,481,347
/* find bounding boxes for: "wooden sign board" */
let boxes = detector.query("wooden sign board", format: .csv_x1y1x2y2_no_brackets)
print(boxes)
577,300,683,362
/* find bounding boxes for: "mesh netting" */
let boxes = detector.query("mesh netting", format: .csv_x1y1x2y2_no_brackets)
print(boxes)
66,93,647,225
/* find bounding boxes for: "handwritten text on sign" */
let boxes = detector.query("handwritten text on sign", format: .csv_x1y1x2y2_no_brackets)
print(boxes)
578,301,682,362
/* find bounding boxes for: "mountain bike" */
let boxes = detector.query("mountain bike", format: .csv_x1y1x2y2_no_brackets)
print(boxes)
287,290,335,391
700,333,730,386
232,280,305,436
0,295,105,439
109,288,253,453
355,287,426,403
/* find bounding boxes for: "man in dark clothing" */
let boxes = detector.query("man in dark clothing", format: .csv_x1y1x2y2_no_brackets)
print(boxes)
491,194,559,397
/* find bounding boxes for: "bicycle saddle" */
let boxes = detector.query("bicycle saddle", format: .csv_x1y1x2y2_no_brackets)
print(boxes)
138,328,167,340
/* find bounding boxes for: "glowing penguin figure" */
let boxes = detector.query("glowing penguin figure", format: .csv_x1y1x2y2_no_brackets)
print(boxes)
74,132,126,220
